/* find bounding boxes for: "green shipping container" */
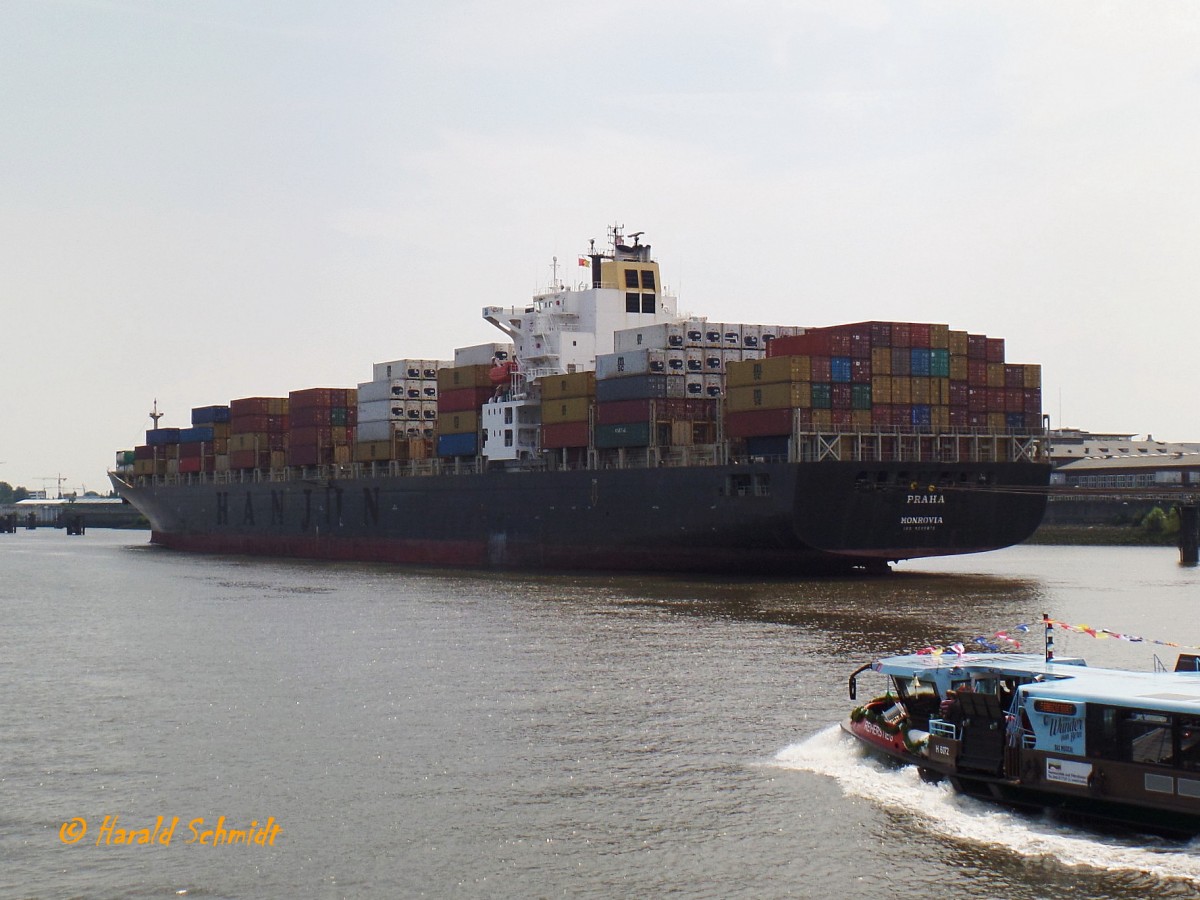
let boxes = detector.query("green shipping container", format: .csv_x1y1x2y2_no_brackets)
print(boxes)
594,422,651,449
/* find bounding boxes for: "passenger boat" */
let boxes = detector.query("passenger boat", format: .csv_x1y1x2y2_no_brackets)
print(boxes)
843,618,1200,836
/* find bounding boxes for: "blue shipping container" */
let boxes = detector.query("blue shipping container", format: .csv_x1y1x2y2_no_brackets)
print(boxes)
192,405,231,425
830,356,852,383
180,426,215,443
437,432,478,457
146,428,181,445
910,348,931,376
910,404,932,428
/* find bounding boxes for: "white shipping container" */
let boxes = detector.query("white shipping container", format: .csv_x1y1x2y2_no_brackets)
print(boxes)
666,348,686,372
357,379,405,403
685,348,704,373
741,324,763,349
358,399,394,422
595,348,667,380
357,420,396,443
403,379,425,399
455,344,513,367
614,322,685,352
704,350,724,373
683,317,706,347
421,400,439,421
703,374,724,398
372,358,433,382
722,323,743,346
703,323,724,347
684,373,705,397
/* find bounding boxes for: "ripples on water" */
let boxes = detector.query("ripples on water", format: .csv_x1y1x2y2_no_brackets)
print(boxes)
2,533,1200,898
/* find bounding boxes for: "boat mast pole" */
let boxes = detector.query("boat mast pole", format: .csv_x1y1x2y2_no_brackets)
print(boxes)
1044,612,1053,662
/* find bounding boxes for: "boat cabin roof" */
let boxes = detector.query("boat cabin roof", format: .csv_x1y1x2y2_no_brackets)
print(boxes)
872,652,1200,714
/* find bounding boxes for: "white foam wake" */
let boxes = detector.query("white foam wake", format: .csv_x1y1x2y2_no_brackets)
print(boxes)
773,725,1200,884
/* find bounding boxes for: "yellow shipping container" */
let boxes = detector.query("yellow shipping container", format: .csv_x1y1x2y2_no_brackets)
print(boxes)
438,410,480,435
270,450,287,469
542,396,592,424
215,454,230,473
872,375,892,402
851,410,872,427
949,356,968,382
949,330,968,356
911,376,932,405
931,406,950,431
228,432,270,453
988,412,1007,431
355,440,394,462
437,364,493,391
1023,364,1042,389
670,420,693,446
932,377,951,406
811,409,833,429
929,323,950,349
726,355,811,387
987,363,1006,388
540,371,596,401
891,376,912,405
333,445,352,465
870,347,892,376
726,382,811,412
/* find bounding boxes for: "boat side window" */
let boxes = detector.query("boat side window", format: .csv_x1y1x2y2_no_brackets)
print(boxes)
1180,717,1200,771
1090,706,1176,766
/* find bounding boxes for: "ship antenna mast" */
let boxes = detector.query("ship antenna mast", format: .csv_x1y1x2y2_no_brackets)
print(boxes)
149,399,163,431
551,255,560,290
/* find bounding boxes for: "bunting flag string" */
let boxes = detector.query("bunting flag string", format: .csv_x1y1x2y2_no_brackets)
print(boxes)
914,618,1200,658
1045,617,1200,652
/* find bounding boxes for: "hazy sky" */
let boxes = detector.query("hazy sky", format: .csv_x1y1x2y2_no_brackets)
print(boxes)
3,1,1199,494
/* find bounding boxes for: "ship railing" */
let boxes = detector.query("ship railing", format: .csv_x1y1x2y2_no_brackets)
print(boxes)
927,718,958,740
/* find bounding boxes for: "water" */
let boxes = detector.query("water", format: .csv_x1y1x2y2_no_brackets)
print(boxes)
3,530,1200,899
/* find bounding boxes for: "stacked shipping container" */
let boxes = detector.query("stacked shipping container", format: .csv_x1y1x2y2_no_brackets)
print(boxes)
287,388,357,466
724,320,1041,440
539,372,595,450
436,363,494,457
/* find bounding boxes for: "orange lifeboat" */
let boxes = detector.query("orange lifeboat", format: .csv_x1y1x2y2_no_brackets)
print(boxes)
489,360,518,384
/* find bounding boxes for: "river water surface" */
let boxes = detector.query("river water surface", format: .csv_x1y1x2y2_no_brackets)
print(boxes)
4,530,1200,898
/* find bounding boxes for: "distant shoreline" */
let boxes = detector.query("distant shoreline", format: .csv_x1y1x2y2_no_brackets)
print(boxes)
1026,524,1178,547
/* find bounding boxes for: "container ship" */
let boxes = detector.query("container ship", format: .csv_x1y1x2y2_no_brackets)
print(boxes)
109,227,1050,575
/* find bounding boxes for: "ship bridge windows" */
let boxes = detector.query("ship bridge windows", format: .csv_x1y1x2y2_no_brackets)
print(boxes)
641,270,656,290
626,292,656,314
724,473,770,497
625,269,640,288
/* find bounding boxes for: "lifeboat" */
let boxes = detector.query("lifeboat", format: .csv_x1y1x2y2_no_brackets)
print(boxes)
489,360,518,384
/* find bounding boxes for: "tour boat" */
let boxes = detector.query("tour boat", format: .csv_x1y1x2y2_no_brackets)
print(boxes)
843,619,1200,836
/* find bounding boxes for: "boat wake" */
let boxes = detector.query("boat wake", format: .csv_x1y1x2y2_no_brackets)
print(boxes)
773,725,1200,884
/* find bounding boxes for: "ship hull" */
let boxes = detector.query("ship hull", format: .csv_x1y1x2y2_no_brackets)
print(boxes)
110,459,1049,574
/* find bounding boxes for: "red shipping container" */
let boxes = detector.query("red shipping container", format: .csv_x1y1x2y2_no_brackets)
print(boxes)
1024,388,1042,415
949,381,968,406
1005,389,1025,413
848,327,871,358
439,385,495,413
987,388,1005,411
831,409,852,426
724,408,793,438
949,406,968,427
986,337,1005,363
851,358,871,383
134,445,154,460
872,405,894,427
541,421,590,449
831,383,852,409
810,355,832,382
909,323,931,348
230,414,289,433
967,387,987,413
967,360,988,386
967,411,988,427
891,323,911,347
229,449,272,469
1004,365,1025,388
289,387,339,409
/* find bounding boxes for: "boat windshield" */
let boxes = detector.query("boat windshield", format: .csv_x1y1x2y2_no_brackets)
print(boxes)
896,675,938,703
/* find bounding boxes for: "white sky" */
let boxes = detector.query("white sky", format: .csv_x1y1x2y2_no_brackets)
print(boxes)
3,1,1199,494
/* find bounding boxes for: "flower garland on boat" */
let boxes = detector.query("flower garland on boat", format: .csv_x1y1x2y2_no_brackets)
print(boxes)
1045,618,1200,651
916,625,1030,656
